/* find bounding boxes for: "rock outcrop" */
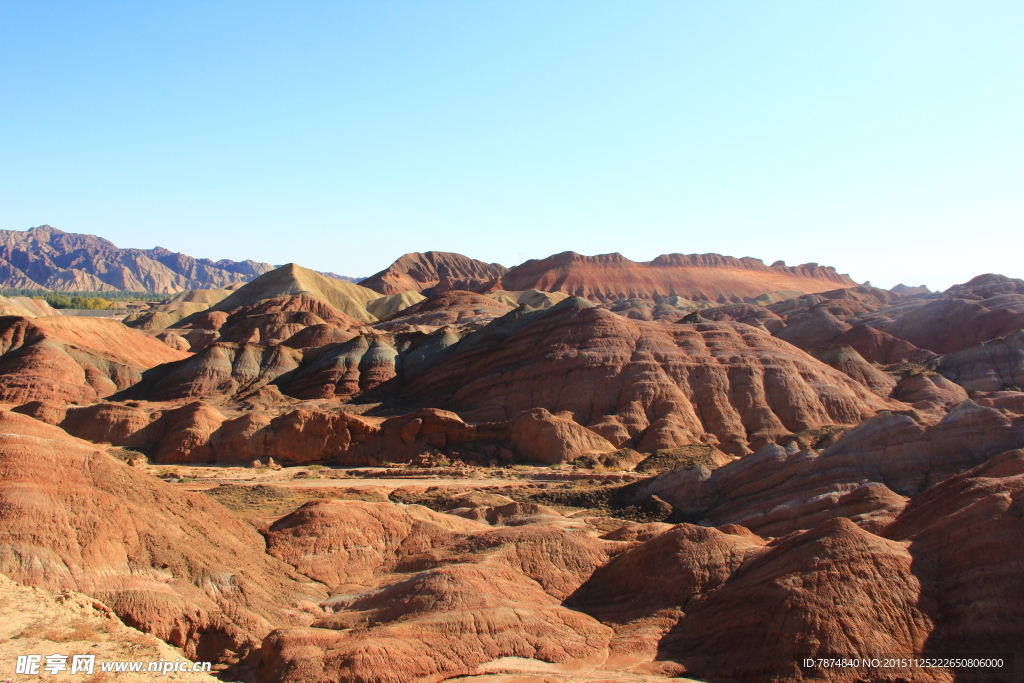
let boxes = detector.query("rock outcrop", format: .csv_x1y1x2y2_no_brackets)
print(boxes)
0,410,325,665
0,295,59,318
937,329,1024,392
844,274,1024,355
654,519,936,682
122,286,239,329
360,251,509,296
373,290,515,331
0,316,189,404
630,399,1024,537
495,251,856,304
186,264,382,324
259,498,623,683
807,344,897,397
402,298,901,455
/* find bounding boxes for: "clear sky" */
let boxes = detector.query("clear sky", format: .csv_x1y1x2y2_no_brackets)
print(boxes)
1,1,1021,290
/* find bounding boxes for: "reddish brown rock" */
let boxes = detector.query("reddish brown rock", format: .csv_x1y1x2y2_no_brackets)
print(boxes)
360,251,509,296
281,334,400,400
873,298,1024,354
264,500,485,589
124,287,238,330
773,309,851,349
403,298,901,455
187,264,381,324
0,410,324,665
374,290,514,331
260,563,612,683
510,408,616,464
211,296,367,345
280,322,359,349
496,252,855,305
567,524,763,624
892,373,969,410
0,316,188,405
699,302,785,331
52,400,382,465
832,324,936,364
936,329,1024,392
152,330,192,351
634,400,1024,537
658,519,936,682
847,277,1024,355
129,342,303,401
769,284,900,315
808,344,898,397
258,498,624,683
884,449,1024,659
972,389,1024,415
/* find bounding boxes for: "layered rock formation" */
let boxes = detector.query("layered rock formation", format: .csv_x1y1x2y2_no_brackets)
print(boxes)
15,399,627,467
189,264,382,323
937,329,1024,392
0,315,188,404
402,298,900,455
360,251,509,296
494,252,856,304
259,498,623,683
2,225,1023,683
374,290,515,332
843,274,1024,354
0,294,59,317
0,573,219,682
122,286,240,329
629,399,1024,537
0,410,325,665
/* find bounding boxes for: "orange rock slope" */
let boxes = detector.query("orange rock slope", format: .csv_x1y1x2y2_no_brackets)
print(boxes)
0,315,188,404
0,411,324,667
402,297,900,455
494,251,856,304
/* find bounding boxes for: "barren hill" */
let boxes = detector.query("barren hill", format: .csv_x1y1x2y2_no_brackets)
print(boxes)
189,264,383,323
359,251,509,295
496,251,857,304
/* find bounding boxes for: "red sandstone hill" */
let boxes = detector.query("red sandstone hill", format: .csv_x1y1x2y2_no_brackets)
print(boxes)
0,315,189,404
400,297,900,456
359,251,509,296
493,251,856,304
0,411,325,667
359,249,856,304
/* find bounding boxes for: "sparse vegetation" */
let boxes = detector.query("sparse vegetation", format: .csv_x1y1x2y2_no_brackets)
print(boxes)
634,445,724,474
883,360,939,378
204,483,387,517
0,287,164,303
781,425,851,451
392,480,675,524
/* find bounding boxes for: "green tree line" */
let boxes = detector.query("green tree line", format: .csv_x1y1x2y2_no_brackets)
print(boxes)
0,288,165,309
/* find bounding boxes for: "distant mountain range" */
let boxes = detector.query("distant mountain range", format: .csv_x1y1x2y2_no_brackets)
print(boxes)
0,225,361,293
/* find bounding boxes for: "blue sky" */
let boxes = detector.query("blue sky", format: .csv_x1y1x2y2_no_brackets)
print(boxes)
1,1,1021,289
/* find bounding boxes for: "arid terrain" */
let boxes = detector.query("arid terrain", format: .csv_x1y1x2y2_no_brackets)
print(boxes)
1,226,1023,682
